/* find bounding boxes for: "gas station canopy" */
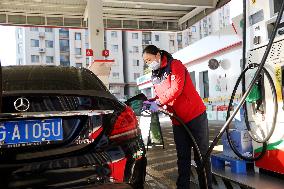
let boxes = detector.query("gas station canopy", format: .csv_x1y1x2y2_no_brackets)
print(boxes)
0,0,227,31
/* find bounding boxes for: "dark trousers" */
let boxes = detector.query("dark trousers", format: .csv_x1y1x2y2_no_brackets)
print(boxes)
173,112,212,189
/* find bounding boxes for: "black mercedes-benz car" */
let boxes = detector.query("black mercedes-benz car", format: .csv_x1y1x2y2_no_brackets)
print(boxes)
0,66,146,189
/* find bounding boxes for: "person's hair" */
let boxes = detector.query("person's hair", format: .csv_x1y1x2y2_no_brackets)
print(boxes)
142,45,160,55
143,45,173,60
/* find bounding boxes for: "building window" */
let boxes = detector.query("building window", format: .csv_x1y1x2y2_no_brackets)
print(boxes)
31,39,39,47
111,31,117,38
18,58,22,65
85,43,89,49
86,58,90,67
17,28,23,39
177,34,182,41
132,33,138,39
60,39,69,52
31,55,39,63
45,40,54,48
142,33,151,41
30,27,38,31
189,71,196,88
45,28,53,32
133,46,139,53
59,28,69,38
112,45,119,52
191,26,196,32
76,63,83,68
46,56,54,63
113,72,119,79
60,55,69,61
18,43,23,54
60,55,70,66
155,35,160,41
199,71,209,98
75,48,82,55
170,40,175,47
134,73,140,80
75,32,81,40
133,59,139,66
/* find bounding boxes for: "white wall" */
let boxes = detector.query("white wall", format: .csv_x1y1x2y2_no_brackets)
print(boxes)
15,28,24,65
54,29,60,66
107,30,124,84
69,29,85,67
124,31,144,83
211,9,221,34
189,24,201,45
152,31,178,53
44,28,56,65
104,30,125,98
152,32,167,51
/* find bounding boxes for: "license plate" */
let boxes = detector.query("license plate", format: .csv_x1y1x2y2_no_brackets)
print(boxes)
0,118,63,145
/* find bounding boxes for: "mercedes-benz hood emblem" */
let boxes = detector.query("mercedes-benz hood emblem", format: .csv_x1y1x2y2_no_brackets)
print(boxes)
14,97,30,112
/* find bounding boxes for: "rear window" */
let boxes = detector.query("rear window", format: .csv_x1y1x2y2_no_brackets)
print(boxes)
2,66,107,91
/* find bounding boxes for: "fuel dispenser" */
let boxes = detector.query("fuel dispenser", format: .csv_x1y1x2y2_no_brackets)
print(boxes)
245,0,284,174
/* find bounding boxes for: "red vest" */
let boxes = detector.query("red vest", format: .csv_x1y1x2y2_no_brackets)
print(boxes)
152,55,206,125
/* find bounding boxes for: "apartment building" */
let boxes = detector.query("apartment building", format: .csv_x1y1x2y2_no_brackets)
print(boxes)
16,27,88,68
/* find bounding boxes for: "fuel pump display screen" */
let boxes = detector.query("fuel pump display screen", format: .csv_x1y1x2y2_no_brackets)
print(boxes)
249,10,264,26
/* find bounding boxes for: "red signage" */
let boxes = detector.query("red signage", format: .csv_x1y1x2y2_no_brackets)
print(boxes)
217,105,228,111
86,49,93,57
102,50,110,57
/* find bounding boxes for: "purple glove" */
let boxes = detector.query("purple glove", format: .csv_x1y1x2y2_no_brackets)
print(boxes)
143,101,160,113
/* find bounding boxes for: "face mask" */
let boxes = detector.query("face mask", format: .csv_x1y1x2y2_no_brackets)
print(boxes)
149,60,160,70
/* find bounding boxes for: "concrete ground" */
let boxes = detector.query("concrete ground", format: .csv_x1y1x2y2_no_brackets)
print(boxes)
144,117,224,189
